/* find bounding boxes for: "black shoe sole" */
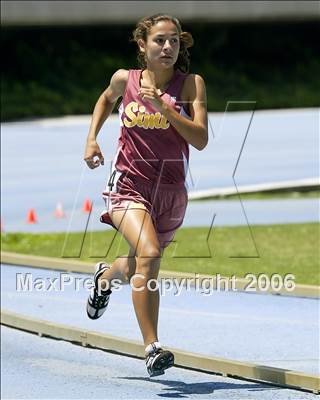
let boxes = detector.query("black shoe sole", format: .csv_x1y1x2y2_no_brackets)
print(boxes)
86,310,99,320
86,303,108,320
149,351,174,377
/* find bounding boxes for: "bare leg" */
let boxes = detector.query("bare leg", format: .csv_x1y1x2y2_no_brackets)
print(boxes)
98,247,137,290
110,203,162,347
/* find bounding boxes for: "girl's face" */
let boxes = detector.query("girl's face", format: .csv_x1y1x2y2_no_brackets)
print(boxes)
139,20,180,69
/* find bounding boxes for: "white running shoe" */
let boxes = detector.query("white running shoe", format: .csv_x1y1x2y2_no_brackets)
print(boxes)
145,342,174,377
86,262,112,320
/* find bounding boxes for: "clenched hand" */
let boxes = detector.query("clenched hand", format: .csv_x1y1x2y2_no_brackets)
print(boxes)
84,140,104,169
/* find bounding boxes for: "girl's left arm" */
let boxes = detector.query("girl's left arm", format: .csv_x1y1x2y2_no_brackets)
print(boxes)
139,74,208,151
162,74,208,150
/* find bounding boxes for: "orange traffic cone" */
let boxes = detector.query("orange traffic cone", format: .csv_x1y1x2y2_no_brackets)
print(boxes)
82,198,92,213
27,208,37,224
54,202,65,218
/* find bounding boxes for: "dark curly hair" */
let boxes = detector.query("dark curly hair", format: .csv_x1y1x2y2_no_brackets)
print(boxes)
131,14,194,73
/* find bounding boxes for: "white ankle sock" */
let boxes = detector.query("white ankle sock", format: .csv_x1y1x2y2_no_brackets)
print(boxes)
145,341,162,355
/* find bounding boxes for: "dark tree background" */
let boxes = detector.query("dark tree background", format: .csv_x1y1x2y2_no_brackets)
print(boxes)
2,21,319,120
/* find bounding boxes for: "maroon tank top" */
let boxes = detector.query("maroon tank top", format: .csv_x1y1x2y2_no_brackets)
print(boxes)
114,69,190,184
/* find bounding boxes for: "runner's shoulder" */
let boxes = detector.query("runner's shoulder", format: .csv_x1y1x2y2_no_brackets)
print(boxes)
109,69,129,96
111,69,129,84
184,73,206,89
182,73,206,102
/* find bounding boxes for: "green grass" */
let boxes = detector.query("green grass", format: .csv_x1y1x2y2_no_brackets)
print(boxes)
1,223,319,286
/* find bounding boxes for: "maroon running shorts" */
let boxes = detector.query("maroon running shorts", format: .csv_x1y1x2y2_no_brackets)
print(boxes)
100,171,188,249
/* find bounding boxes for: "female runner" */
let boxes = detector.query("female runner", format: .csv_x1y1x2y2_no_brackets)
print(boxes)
84,13,208,377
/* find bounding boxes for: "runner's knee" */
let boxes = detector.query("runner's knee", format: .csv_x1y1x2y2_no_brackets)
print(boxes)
135,245,161,278
138,245,161,262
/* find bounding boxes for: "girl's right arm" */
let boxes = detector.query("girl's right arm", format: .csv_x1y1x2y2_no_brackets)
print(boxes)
84,69,128,169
